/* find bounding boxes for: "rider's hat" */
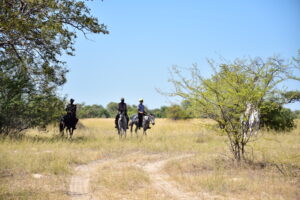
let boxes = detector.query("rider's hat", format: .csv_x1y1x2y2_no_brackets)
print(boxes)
70,98,74,102
139,98,143,102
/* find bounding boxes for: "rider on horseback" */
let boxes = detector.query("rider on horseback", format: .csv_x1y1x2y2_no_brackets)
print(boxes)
115,98,129,129
138,99,150,129
65,98,78,129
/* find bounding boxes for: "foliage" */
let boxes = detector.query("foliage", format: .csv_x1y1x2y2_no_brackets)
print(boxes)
106,102,118,118
149,108,165,118
127,104,138,117
75,102,173,119
282,91,300,103
0,57,65,134
0,0,107,134
165,104,190,120
294,110,300,119
166,56,300,160
0,0,108,63
260,101,296,132
77,104,110,118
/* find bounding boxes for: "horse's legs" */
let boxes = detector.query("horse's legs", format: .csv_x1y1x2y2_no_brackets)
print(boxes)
59,122,64,137
60,129,64,137
67,128,71,139
130,123,133,137
118,128,122,139
70,128,73,139
135,124,138,138
117,125,120,135
65,128,68,138
66,127,72,139
125,123,127,138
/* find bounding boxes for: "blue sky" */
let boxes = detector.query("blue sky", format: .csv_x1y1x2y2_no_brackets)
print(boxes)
61,0,300,110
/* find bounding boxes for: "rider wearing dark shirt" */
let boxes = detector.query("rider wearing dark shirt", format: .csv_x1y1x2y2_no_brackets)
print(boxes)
115,98,129,129
65,98,78,128
66,99,77,116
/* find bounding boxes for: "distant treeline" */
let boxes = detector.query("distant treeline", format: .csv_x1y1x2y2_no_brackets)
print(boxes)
77,101,300,121
77,101,300,132
77,101,198,119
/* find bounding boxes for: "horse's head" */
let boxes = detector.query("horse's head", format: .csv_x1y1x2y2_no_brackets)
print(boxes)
149,113,155,125
119,111,127,122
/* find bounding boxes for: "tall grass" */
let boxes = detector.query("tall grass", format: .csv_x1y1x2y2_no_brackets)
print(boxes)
0,118,299,199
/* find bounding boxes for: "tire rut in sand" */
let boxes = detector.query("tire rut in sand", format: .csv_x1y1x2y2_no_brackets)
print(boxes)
69,153,231,200
143,155,200,200
68,158,114,200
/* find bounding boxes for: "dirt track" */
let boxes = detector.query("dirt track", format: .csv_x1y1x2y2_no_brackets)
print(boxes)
69,153,229,200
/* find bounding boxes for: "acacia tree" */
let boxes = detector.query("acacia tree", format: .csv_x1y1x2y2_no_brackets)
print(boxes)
167,56,299,161
0,0,108,134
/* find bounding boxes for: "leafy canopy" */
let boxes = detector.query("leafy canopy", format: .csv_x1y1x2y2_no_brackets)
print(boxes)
0,0,108,134
167,55,300,160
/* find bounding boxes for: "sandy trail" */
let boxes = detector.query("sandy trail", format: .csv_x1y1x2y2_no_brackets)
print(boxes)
69,158,114,200
69,153,228,200
68,152,141,200
142,154,200,200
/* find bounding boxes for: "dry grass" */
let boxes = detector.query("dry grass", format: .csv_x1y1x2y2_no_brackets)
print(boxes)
164,120,300,200
0,118,299,199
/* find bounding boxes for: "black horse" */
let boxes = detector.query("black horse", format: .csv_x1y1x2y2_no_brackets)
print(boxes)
59,114,78,138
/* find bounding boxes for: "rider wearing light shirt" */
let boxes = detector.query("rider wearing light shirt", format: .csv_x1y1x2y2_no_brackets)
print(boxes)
138,99,145,128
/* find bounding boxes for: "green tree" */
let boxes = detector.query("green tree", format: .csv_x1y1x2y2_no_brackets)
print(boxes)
167,56,299,161
127,104,137,117
165,104,189,120
282,91,300,103
149,108,163,118
106,102,118,118
181,100,197,118
159,106,168,118
0,0,108,134
78,104,110,118
260,101,296,132
294,110,300,119
148,106,168,118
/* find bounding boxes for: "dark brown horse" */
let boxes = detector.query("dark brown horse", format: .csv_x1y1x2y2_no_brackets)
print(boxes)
59,114,78,138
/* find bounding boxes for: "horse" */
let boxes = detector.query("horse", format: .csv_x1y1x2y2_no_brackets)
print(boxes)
129,113,155,137
117,112,127,138
59,114,78,139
